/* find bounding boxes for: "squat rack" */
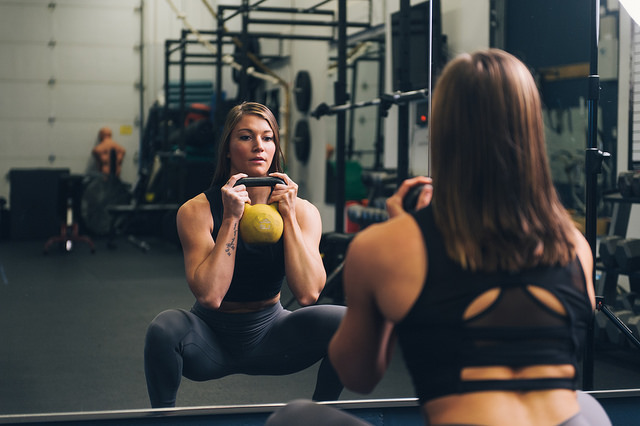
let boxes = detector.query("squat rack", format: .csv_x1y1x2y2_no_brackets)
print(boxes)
310,0,437,231
163,0,374,218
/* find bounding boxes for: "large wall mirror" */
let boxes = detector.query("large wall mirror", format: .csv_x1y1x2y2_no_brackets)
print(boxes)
0,0,639,420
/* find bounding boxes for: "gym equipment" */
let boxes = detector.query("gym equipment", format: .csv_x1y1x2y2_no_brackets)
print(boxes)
604,309,634,345
618,171,637,198
625,314,640,342
595,297,640,350
347,204,389,228
599,235,623,268
240,204,283,245
582,0,640,389
81,175,132,236
311,88,429,119
44,174,95,254
632,173,640,198
294,70,312,113
294,119,311,164
403,184,426,212
235,177,285,245
614,238,640,272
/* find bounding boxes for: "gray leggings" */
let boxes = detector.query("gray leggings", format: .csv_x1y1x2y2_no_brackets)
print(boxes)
144,301,346,408
266,392,611,426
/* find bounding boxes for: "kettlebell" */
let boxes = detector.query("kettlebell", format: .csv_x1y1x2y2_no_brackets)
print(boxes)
403,183,426,212
235,177,285,244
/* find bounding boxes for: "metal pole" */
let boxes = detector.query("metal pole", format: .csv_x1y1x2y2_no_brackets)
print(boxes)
582,0,600,392
348,60,359,161
216,7,224,114
335,0,347,232
138,0,145,168
163,40,171,151
396,0,411,185
239,0,250,101
374,42,385,170
178,30,188,203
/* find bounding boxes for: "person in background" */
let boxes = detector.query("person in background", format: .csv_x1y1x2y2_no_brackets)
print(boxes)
92,126,126,178
266,49,611,426
144,102,344,408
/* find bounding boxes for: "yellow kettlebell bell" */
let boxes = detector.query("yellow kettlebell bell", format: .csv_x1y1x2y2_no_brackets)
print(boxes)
240,203,284,244
235,176,285,245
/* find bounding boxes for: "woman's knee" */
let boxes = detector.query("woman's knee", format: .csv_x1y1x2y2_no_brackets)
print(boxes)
145,309,190,350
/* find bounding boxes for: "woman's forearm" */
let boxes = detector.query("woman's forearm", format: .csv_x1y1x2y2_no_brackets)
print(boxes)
282,214,326,305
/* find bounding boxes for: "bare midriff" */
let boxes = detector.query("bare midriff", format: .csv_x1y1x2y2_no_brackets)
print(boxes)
423,364,579,426
217,293,281,313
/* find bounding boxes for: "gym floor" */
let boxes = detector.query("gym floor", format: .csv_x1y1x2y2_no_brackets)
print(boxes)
0,234,639,416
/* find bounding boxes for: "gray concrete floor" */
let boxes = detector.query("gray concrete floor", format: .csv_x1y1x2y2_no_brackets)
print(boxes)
0,237,413,416
0,236,638,417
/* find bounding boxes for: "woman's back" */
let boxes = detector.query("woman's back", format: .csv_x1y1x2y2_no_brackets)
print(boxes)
395,207,593,425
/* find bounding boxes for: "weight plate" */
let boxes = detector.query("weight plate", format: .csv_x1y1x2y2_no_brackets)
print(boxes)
294,70,312,113
294,119,311,164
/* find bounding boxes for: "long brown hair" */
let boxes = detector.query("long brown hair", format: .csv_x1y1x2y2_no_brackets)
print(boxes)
430,49,575,272
211,102,284,185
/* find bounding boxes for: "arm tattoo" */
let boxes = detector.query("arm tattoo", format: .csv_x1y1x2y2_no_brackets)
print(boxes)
225,223,237,256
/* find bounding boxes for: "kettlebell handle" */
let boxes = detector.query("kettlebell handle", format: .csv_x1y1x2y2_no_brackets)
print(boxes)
234,177,285,187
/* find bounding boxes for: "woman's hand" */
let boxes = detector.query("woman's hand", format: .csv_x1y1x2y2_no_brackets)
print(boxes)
267,172,298,219
386,176,433,218
221,173,249,220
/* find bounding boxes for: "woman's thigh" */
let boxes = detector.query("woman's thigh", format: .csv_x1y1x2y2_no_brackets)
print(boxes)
149,309,235,381
557,392,611,426
266,399,370,426
239,304,346,375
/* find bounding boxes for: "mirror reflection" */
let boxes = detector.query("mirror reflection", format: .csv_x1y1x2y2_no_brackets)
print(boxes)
0,0,639,418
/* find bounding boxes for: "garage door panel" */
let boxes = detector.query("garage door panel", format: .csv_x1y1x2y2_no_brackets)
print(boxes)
0,45,52,80
0,82,52,119
52,83,137,121
55,45,137,83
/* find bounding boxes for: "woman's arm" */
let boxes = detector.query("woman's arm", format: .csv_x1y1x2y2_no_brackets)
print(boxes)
572,227,596,310
329,206,427,394
269,173,326,306
176,175,249,309
328,228,397,393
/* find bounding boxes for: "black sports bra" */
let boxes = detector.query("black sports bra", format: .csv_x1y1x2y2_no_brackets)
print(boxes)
395,206,593,403
203,185,284,303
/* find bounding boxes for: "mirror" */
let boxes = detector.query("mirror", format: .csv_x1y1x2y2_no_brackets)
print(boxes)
1,0,638,420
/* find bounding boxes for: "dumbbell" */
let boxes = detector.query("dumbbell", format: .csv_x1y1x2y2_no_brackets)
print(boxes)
599,235,623,268
235,177,285,244
614,238,640,272
347,204,389,226
618,171,640,198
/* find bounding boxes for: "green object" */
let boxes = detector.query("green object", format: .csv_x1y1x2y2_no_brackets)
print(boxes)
325,160,368,203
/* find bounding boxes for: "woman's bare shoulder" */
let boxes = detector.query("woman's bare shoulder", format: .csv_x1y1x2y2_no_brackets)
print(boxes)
177,193,211,222
346,213,426,321
346,215,424,282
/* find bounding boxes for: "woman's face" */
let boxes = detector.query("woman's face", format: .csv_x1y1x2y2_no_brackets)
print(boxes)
228,114,276,177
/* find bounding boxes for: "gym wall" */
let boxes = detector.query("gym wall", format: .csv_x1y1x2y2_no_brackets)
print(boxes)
0,0,232,210
0,0,140,205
